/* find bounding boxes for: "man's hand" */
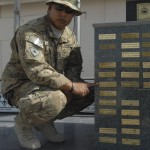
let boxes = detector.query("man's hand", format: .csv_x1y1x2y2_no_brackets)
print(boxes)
60,81,98,97
72,82,98,97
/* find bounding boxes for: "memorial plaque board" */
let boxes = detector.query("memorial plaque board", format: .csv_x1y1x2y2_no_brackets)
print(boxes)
94,21,150,150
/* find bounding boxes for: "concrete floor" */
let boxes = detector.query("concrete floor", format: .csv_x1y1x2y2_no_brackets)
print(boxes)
0,113,95,150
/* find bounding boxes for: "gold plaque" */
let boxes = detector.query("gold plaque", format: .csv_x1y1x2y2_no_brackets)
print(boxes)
143,72,150,78
99,109,116,115
142,52,150,57
100,91,117,97
122,128,140,135
121,62,140,68
122,52,140,58
99,82,117,87
99,62,116,68
99,137,116,144
121,72,139,78
121,81,139,88
143,62,150,68
121,110,140,116
99,34,116,40
122,138,140,146
99,100,116,106
99,128,117,134
121,43,140,49
142,33,150,38
121,33,139,39
122,119,140,125
100,44,116,50
99,72,116,78
142,42,150,48
121,100,139,106
143,82,150,88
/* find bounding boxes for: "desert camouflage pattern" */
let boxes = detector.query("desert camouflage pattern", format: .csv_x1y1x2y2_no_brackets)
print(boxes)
1,15,94,126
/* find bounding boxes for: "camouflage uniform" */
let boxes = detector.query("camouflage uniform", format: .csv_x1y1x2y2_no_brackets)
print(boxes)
1,15,94,126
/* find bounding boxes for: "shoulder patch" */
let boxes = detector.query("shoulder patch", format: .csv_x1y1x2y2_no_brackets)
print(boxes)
25,32,44,48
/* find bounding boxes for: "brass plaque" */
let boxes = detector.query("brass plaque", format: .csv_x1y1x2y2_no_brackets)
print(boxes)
100,91,117,97
99,82,117,87
121,43,140,49
142,33,150,38
99,128,117,134
143,82,150,88
99,109,116,115
99,62,116,68
99,137,117,144
99,100,116,106
121,72,139,78
143,72,150,78
121,100,139,106
122,138,140,146
99,72,116,78
122,128,140,135
121,81,139,88
121,110,140,116
142,52,150,57
99,34,116,40
100,44,116,50
122,52,140,58
121,33,139,39
121,62,140,68
143,62,150,68
122,119,140,125
142,42,150,48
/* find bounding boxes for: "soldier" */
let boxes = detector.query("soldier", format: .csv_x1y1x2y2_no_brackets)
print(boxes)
1,0,95,149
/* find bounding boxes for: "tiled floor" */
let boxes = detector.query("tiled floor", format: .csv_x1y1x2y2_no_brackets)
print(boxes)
0,113,95,150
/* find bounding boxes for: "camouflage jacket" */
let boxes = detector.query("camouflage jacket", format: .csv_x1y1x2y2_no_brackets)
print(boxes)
1,15,83,95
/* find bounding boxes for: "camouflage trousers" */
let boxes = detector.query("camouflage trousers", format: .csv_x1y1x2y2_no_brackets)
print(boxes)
15,86,94,127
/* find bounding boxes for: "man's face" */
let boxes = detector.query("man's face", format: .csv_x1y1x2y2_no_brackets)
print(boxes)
48,3,74,30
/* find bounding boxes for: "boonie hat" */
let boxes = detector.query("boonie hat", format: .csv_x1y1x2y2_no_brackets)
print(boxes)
45,0,82,16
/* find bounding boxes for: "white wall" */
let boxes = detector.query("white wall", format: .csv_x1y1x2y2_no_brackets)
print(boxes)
0,0,127,79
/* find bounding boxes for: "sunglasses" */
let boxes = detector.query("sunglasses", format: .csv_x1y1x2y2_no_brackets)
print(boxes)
54,4,75,14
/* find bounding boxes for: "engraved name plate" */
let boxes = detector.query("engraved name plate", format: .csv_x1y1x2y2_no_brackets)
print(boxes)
121,43,140,49
99,62,116,68
122,52,140,58
99,100,116,106
121,33,139,39
100,91,117,96
121,72,139,78
99,137,117,144
99,128,117,134
121,81,139,88
100,44,116,50
122,138,140,146
99,72,116,78
99,82,117,87
122,128,140,135
121,62,140,68
99,34,116,40
121,100,139,106
121,110,140,116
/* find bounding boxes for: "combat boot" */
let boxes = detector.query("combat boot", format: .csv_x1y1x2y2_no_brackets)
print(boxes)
15,116,41,149
35,122,64,143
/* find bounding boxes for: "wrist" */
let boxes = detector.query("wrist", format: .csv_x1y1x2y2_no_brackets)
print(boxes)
69,82,74,92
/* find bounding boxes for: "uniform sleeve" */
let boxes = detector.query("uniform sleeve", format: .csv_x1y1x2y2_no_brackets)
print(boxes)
16,31,70,89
